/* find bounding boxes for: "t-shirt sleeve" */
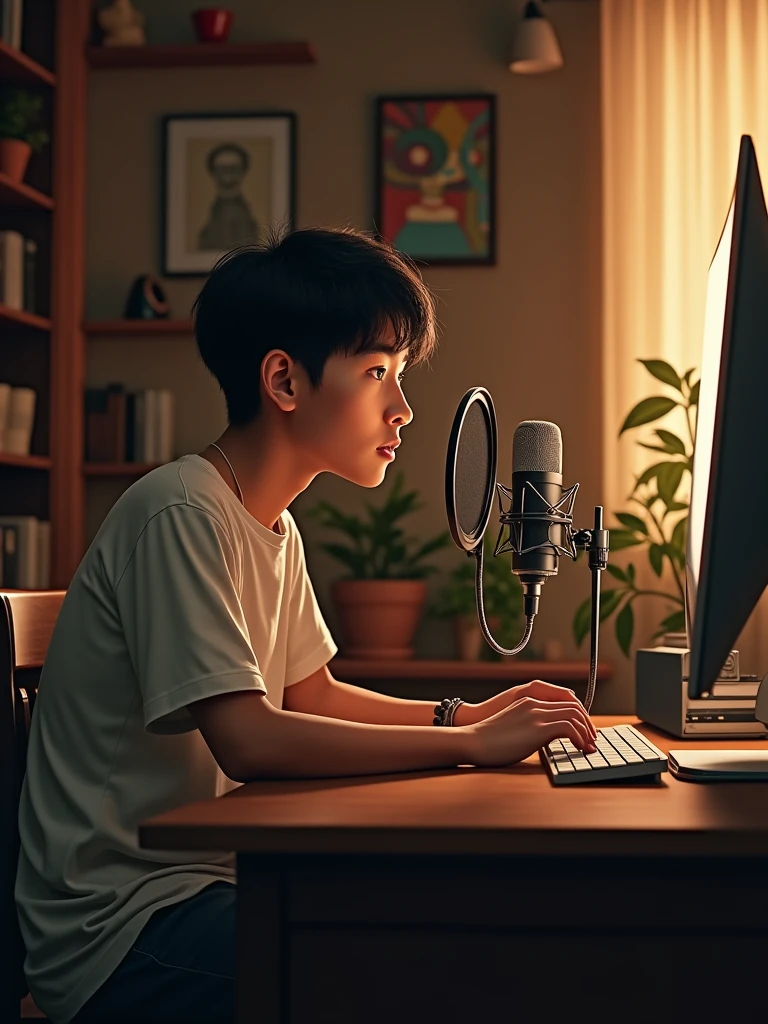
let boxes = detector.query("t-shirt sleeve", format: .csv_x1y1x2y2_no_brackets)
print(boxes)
114,503,267,734
283,521,338,687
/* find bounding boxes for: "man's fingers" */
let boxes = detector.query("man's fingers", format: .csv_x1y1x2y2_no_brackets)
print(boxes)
534,706,595,751
540,719,590,752
516,697,596,740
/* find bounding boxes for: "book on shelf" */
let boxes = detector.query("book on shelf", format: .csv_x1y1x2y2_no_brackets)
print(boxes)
0,0,23,49
0,230,38,314
0,516,49,589
85,384,174,464
0,381,35,454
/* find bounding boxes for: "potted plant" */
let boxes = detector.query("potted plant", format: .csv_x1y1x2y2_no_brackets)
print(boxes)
573,359,698,656
432,531,524,660
306,472,451,659
0,88,49,183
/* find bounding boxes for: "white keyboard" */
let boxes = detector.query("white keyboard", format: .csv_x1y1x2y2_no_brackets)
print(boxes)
540,723,668,784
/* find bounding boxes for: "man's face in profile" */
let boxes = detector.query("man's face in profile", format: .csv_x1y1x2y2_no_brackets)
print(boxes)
211,150,246,192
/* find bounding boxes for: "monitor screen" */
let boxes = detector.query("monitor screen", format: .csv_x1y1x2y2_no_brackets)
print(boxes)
686,135,768,697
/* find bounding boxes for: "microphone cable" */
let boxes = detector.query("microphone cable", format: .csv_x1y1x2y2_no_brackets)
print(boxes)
472,540,535,657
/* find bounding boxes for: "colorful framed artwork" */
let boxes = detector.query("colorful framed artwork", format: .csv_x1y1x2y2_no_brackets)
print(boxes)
161,112,296,276
375,94,496,266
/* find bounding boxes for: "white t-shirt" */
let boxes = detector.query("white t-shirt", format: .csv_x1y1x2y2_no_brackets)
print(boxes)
15,454,337,1023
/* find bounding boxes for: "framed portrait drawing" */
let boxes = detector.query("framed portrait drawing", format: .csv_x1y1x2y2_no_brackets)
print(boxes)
162,112,296,276
375,94,496,266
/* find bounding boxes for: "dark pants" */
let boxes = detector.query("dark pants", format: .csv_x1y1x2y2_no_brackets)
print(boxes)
72,881,235,1024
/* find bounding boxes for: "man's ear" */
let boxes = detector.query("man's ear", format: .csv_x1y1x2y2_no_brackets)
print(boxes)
261,350,299,412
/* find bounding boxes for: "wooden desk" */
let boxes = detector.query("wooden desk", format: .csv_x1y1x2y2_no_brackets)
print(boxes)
140,718,768,1023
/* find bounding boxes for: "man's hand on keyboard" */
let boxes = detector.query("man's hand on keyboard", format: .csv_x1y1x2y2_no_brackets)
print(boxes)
464,692,598,769
455,679,594,729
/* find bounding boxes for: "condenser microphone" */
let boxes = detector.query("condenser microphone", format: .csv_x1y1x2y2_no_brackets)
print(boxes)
509,420,568,616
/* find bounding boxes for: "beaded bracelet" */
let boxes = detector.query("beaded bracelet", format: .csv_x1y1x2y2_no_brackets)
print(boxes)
433,697,465,726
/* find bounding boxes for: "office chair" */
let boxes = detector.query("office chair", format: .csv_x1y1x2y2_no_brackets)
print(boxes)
0,590,66,1024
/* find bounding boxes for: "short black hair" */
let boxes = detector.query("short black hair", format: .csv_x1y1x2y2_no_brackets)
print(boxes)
192,226,438,426
206,142,249,174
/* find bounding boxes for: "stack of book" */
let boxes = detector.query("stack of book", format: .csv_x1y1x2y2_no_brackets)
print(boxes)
0,516,50,588
0,230,38,314
84,384,175,464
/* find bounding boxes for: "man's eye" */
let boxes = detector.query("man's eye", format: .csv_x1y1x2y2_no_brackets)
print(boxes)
370,367,386,381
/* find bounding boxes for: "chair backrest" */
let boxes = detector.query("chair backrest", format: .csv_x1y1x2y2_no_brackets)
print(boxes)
0,590,65,1024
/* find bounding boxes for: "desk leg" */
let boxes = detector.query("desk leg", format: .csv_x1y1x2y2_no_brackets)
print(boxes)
236,854,285,1024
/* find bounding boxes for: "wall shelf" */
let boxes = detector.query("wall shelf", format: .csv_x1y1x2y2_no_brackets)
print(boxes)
0,172,54,210
0,452,52,470
0,39,56,86
84,462,163,477
86,41,316,71
0,305,51,331
84,319,193,336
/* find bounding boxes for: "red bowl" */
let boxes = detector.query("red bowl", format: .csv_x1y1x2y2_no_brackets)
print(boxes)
192,9,234,42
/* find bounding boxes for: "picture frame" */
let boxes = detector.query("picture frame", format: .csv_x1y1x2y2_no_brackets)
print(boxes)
161,112,296,277
375,94,496,266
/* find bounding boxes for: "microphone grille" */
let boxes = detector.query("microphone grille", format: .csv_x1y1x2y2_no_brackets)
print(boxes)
513,420,562,474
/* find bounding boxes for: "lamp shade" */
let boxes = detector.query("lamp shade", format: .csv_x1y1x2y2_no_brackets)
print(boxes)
509,1,564,75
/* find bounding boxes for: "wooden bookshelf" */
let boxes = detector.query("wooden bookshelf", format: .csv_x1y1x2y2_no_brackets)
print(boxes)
86,41,316,71
0,304,51,331
84,462,162,477
84,319,193,336
0,452,52,470
0,38,56,86
0,172,54,210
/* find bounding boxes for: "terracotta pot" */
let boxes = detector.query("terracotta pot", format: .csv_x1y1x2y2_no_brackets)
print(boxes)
192,8,234,41
0,139,31,182
332,579,427,659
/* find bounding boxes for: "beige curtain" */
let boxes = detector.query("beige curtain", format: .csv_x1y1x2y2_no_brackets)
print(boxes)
601,0,768,673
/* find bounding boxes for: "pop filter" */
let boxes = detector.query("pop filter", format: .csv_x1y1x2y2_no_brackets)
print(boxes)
445,387,498,553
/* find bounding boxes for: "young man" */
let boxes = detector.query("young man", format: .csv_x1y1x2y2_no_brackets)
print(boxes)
16,227,596,1024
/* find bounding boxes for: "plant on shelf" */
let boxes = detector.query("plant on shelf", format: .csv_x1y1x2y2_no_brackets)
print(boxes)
573,359,699,657
0,88,49,183
305,471,451,659
431,530,524,661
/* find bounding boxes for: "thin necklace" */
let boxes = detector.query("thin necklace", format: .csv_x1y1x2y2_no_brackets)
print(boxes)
209,443,244,505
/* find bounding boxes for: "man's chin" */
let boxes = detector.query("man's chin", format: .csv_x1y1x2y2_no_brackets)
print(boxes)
333,462,389,488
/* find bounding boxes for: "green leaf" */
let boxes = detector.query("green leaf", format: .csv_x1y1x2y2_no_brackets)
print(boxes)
605,563,629,582
619,396,678,434
639,359,683,392
626,563,637,585
652,608,686,639
655,429,687,455
649,543,664,577
663,500,688,512
615,600,635,657
599,588,624,622
615,512,648,535
609,529,645,550
689,380,700,406
671,516,688,553
656,462,685,504
319,543,367,578
682,368,695,388
635,462,668,488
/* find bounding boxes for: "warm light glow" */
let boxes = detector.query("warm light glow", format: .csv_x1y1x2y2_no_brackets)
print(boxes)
509,3,564,75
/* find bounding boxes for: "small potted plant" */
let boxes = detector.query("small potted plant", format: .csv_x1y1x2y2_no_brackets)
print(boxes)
305,472,451,659
432,531,524,660
0,88,49,183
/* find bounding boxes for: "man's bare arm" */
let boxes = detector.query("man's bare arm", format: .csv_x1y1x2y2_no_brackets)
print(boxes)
189,688,475,782
282,664,479,726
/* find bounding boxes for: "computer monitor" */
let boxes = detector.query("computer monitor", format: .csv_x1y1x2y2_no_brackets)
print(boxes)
686,134,768,699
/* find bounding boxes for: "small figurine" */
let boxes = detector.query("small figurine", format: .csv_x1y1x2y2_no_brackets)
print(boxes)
97,0,147,47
